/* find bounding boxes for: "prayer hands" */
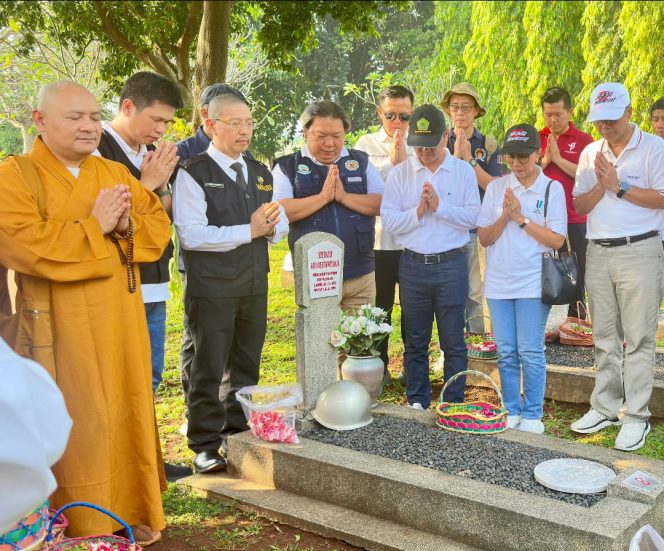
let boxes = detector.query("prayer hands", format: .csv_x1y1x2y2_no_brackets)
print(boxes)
503,188,523,222
389,129,407,165
453,128,472,162
319,164,337,204
92,185,131,235
594,153,619,193
546,134,561,164
416,181,438,219
141,142,179,192
250,202,280,239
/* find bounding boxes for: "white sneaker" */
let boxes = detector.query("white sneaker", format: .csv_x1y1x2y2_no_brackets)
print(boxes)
408,402,425,411
179,421,188,437
570,409,620,434
506,415,521,429
519,419,545,434
614,422,651,452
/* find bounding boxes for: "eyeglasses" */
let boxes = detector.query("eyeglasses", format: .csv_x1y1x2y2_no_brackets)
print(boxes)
504,153,531,164
383,112,411,122
211,118,255,130
414,146,437,152
449,104,476,113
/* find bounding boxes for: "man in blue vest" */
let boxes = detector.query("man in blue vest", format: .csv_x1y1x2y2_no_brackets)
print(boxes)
173,93,288,473
272,100,384,311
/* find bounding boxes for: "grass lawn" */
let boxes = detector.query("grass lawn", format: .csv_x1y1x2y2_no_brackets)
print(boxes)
153,240,663,549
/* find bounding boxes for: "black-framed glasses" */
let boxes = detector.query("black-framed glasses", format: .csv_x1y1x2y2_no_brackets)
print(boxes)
383,112,411,122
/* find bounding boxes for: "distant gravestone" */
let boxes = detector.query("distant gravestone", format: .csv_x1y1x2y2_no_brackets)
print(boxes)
294,232,344,412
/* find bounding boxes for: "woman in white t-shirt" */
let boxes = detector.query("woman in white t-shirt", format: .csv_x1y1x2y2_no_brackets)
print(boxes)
477,124,567,434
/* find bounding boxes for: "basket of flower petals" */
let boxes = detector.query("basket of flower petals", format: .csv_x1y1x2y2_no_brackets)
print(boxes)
436,370,508,434
464,316,497,360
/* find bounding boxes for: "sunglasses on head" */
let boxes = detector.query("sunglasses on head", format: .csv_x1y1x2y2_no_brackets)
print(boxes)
383,112,411,122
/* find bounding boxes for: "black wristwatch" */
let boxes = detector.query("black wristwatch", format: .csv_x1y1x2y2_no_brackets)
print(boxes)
617,181,631,198
519,218,530,229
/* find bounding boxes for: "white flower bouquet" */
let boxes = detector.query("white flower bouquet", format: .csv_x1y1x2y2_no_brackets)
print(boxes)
330,303,393,357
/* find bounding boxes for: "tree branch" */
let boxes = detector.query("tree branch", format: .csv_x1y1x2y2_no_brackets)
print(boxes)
175,1,203,85
94,1,178,81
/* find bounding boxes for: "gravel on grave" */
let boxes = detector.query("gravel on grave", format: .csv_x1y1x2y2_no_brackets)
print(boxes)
545,342,664,380
302,415,606,507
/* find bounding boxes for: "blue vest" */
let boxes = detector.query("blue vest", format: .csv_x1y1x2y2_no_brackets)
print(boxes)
276,150,375,280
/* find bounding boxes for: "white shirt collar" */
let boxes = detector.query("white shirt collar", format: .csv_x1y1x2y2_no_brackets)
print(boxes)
507,165,548,193
301,144,349,165
411,148,453,174
206,141,246,170
102,121,148,158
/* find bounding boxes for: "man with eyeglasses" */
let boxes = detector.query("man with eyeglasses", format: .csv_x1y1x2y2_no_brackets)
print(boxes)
173,93,288,473
440,83,502,336
381,104,480,411
538,87,594,321
571,83,664,452
273,100,383,312
355,85,414,385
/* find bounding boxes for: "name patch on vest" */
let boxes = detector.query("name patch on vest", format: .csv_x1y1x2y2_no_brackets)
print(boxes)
256,183,273,191
345,160,359,171
204,182,224,188
297,163,311,174
347,176,363,183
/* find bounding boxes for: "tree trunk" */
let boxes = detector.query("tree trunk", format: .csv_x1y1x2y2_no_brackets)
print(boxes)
192,0,232,126
20,123,34,153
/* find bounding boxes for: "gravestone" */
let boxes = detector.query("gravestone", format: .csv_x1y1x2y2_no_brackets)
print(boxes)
293,232,344,412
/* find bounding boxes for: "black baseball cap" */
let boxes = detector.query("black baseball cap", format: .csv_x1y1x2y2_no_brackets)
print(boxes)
199,83,248,107
407,104,447,148
501,124,541,155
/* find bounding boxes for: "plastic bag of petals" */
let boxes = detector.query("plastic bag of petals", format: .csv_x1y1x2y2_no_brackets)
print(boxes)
236,384,303,444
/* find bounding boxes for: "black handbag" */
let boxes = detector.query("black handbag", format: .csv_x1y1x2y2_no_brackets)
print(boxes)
541,180,581,305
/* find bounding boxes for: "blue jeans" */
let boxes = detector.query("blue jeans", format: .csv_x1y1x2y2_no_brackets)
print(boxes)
145,301,167,391
487,298,550,420
399,251,468,409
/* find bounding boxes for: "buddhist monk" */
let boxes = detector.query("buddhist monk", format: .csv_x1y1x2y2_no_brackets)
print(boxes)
0,81,170,545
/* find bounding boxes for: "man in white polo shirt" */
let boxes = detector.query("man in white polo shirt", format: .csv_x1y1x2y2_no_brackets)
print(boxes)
571,83,664,451
381,104,480,410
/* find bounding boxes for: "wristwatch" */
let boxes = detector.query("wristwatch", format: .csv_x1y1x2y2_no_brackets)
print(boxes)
154,184,172,197
617,181,631,198
519,218,530,229
469,158,478,167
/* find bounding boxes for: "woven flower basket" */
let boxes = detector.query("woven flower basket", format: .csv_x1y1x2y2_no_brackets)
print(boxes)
0,502,49,551
44,502,141,551
464,315,497,360
436,370,508,434
559,301,593,347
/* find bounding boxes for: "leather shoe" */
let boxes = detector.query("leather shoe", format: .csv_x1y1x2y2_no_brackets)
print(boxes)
194,450,226,474
164,461,193,481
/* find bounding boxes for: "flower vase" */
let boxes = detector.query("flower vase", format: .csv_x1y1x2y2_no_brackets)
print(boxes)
340,355,384,408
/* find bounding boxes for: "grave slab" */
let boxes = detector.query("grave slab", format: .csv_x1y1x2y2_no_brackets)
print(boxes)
199,403,664,551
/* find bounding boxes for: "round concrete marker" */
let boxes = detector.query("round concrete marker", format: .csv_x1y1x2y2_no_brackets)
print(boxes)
534,458,616,494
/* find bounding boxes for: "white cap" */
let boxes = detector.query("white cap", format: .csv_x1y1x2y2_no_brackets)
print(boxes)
588,83,631,122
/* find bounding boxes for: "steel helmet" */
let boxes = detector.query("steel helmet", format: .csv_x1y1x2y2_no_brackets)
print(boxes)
311,380,373,431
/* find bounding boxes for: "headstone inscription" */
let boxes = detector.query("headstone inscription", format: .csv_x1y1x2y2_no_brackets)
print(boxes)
293,232,344,412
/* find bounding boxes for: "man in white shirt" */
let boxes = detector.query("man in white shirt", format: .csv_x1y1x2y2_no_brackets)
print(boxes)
381,105,480,410
272,100,383,312
355,85,413,384
571,83,664,452
173,94,288,473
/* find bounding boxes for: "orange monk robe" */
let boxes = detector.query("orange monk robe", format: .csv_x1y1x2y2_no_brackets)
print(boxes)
0,138,170,536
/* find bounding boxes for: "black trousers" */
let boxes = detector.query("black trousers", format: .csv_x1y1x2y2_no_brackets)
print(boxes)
559,222,588,319
179,272,194,398
374,250,406,369
185,293,267,453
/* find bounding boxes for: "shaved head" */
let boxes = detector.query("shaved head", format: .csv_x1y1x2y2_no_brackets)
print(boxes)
32,80,102,167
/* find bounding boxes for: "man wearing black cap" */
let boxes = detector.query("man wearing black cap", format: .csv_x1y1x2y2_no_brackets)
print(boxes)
381,104,480,411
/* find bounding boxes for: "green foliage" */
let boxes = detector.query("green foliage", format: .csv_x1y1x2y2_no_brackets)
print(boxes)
0,123,23,156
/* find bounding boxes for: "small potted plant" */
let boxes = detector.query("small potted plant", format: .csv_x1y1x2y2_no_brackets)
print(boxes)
330,304,393,406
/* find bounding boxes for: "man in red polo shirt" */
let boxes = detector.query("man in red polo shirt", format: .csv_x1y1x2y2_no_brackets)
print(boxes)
540,87,594,319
